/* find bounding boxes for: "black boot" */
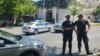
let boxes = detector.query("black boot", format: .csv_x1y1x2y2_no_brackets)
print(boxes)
62,51,65,56
78,49,81,54
87,52,93,55
62,53,65,56
69,52,73,56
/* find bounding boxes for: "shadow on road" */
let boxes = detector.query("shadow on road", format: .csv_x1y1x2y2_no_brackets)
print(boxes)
47,46,87,56
52,30,62,33
51,31,62,33
22,33,34,36
22,31,50,36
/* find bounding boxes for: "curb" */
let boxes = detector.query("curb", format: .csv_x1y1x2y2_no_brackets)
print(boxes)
90,23,100,26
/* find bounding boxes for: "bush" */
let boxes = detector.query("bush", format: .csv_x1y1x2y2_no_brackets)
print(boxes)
97,54,100,56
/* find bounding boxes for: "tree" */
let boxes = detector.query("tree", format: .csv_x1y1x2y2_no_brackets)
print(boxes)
0,0,37,25
92,6,100,16
68,0,83,21
36,0,72,8
91,6,100,21
0,0,4,14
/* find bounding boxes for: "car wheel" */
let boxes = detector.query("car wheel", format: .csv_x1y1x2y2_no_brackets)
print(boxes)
55,30,59,32
48,27,51,32
34,30,38,35
21,52,38,56
25,32,30,35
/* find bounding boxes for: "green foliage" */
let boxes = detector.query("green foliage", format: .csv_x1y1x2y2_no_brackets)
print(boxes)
36,0,72,8
69,0,83,16
92,6,100,16
97,54,100,56
0,0,4,13
0,0,37,19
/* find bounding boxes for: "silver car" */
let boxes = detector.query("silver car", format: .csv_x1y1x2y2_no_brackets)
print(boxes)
0,30,46,56
53,21,63,32
22,21,51,35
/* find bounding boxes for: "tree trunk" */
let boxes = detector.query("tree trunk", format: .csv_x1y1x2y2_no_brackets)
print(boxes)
72,15,74,22
13,15,17,25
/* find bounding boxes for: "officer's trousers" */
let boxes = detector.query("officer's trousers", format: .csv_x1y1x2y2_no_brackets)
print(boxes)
77,32,90,53
62,32,73,55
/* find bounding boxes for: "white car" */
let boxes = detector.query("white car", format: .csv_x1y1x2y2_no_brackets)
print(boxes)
22,21,51,35
53,21,63,32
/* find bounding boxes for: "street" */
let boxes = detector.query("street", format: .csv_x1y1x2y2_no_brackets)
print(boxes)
0,26,100,56
0,0,100,56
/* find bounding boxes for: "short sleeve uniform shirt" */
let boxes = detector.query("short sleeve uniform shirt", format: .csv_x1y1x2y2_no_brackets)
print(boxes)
74,20,89,32
62,21,74,33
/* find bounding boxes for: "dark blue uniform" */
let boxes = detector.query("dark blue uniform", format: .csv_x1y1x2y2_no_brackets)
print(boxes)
62,21,73,55
74,20,90,53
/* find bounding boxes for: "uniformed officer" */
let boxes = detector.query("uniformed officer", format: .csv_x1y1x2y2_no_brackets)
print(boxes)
62,15,73,56
74,14,93,55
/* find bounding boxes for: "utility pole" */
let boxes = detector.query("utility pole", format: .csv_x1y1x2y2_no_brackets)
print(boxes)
42,0,46,21
43,0,45,7
56,0,60,23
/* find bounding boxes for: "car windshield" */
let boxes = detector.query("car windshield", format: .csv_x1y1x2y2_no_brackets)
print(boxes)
57,21,63,24
96,18,100,21
26,22,34,25
0,30,21,41
35,20,43,22
59,21,63,23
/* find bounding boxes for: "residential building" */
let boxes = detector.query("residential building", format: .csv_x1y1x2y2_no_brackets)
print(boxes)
35,0,100,23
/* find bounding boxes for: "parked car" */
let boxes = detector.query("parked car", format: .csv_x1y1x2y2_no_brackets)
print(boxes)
94,18,100,23
22,20,51,35
34,20,45,22
53,21,63,32
0,30,47,56
0,21,14,27
15,20,24,26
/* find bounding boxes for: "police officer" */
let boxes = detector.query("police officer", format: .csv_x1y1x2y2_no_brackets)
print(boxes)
62,15,73,56
74,14,93,55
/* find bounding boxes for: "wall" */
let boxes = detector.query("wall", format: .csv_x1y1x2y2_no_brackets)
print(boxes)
37,7,92,23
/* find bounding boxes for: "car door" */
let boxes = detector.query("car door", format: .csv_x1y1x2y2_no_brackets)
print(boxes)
0,37,17,56
41,22,48,31
35,22,43,32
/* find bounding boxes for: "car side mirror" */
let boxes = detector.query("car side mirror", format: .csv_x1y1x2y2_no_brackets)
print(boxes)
0,40,5,47
45,23,48,26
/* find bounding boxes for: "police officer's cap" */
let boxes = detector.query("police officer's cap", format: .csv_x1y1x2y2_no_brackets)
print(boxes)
65,15,70,17
78,14,83,17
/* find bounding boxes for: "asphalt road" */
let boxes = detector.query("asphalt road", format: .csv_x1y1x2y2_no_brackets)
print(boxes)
0,26,100,56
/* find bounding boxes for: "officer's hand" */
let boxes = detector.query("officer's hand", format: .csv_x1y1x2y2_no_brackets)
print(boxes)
69,27,72,30
66,27,72,30
62,29,64,31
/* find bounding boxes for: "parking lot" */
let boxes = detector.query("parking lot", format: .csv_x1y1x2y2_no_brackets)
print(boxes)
0,26,100,56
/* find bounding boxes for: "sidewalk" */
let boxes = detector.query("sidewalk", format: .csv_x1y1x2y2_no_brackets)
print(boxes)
90,23,100,26
0,27,22,35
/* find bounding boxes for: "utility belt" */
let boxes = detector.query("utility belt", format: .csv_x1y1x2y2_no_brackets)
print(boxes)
78,30,87,33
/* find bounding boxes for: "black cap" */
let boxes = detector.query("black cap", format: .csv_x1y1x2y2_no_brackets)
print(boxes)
78,14,83,17
65,15,70,17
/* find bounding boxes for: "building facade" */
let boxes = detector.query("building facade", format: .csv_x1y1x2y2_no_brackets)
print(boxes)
80,0,100,8
36,7,71,23
36,0,100,23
